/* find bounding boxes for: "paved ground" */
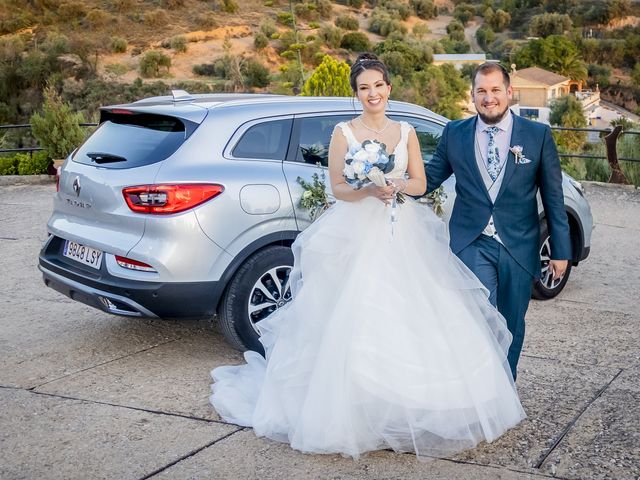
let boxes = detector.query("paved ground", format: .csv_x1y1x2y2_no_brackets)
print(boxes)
1,181,638,480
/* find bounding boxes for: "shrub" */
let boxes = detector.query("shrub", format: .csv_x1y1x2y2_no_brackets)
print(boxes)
316,0,332,18
170,36,187,53
221,0,239,13
30,86,85,160
105,63,129,78
0,156,19,175
410,0,437,19
412,22,431,39
319,24,343,48
340,32,371,52
58,1,87,22
295,3,319,21
335,14,359,31
111,36,127,53
197,12,218,29
192,63,216,76
254,32,269,50
369,10,407,37
84,8,112,28
260,19,277,37
243,58,270,88
277,12,294,27
17,152,51,175
144,9,169,28
453,3,475,25
139,50,171,78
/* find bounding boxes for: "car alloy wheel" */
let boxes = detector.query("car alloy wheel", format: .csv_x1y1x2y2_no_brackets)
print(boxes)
218,245,294,353
247,265,293,334
532,224,572,300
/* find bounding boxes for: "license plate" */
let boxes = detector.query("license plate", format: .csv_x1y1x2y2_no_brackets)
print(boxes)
63,240,103,270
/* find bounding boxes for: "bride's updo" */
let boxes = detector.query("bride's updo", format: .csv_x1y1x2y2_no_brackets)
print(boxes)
349,53,391,92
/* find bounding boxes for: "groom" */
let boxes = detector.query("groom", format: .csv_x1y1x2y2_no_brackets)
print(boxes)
426,63,571,380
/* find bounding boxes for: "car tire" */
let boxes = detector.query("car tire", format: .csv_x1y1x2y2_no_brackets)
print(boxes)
532,222,572,300
218,245,294,353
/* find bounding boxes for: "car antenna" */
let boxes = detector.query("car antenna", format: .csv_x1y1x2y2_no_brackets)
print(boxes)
171,89,194,102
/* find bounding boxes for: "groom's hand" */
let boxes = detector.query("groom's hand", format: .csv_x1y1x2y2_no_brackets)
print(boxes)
549,260,568,280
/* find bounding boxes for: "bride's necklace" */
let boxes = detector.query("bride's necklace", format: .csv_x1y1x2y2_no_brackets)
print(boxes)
359,117,390,135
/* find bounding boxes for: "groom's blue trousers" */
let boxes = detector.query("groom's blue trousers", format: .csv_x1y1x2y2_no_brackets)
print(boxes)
457,235,533,380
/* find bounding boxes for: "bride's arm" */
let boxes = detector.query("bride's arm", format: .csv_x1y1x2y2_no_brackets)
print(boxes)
389,128,426,196
328,126,394,203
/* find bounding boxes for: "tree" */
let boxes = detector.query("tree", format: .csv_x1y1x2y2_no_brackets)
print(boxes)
301,55,351,97
30,85,85,160
549,95,587,152
487,9,511,32
513,35,587,82
453,3,475,26
528,13,572,38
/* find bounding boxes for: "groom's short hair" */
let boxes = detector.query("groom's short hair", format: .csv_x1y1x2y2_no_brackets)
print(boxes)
471,63,510,89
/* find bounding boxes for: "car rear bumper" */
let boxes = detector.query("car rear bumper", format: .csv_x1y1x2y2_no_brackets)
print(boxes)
39,238,223,319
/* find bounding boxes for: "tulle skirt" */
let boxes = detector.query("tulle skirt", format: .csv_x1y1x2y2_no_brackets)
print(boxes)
210,196,525,459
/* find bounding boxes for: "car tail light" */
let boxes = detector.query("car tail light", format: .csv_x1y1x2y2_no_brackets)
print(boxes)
122,184,224,214
115,255,157,272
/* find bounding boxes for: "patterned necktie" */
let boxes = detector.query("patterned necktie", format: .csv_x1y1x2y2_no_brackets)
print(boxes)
486,126,501,181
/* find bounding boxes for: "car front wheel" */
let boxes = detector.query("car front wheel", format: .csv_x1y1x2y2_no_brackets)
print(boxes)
218,245,294,353
532,223,572,300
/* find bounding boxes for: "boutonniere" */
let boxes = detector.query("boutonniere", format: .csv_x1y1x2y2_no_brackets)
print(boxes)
510,145,531,165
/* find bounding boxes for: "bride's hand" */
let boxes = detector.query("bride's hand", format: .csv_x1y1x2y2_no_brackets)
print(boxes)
364,183,395,204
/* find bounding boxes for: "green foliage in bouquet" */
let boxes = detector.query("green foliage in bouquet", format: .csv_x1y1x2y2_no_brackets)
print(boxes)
297,169,331,221
422,185,447,217
30,86,85,160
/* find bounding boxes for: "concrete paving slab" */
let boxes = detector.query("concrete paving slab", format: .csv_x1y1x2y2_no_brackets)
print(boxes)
452,356,619,473
539,367,640,480
525,302,639,368
154,429,544,480
35,325,242,421
0,296,194,389
0,388,239,480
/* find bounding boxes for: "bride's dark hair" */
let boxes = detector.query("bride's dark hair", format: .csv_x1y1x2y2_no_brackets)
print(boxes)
349,53,391,92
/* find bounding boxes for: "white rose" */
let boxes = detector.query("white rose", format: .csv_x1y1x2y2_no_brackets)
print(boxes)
364,142,381,154
343,163,355,179
352,160,366,175
353,149,369,162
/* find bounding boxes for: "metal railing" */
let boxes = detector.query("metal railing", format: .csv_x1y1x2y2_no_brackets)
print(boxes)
1,122,639,183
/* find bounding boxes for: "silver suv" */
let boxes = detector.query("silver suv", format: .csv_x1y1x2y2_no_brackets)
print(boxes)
39,93,592,352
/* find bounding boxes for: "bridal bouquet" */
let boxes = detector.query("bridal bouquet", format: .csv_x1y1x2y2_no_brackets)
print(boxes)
342,140,405,204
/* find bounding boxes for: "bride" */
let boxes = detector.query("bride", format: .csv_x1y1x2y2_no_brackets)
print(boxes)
210,53,525,459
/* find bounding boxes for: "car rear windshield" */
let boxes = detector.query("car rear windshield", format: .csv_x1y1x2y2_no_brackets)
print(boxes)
73,111,199,169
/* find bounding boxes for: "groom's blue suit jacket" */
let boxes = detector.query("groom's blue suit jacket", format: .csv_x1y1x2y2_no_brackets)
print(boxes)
426,113,571,278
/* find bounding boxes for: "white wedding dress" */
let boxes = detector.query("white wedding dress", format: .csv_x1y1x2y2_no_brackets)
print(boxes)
210,121,525,459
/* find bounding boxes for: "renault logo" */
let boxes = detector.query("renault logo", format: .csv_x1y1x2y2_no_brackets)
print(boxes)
72,177,81,197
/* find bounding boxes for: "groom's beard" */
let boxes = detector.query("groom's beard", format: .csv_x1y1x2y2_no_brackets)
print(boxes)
477,105,510,125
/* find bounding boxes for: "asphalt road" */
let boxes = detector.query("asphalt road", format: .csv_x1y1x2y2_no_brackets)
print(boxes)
1,181,638,480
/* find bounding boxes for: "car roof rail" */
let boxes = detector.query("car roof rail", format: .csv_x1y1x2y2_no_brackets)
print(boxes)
171,89,195,102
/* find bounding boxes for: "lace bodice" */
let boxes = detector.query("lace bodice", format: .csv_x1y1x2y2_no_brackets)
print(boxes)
337,121,410,179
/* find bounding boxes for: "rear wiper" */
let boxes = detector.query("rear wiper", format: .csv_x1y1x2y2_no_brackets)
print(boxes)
87,152,127,164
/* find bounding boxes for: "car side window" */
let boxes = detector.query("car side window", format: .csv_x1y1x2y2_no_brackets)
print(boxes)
390,116,444,165
292,115,351,167
233,119,292,160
